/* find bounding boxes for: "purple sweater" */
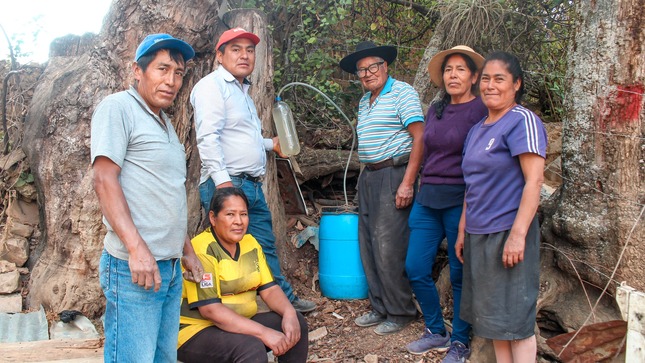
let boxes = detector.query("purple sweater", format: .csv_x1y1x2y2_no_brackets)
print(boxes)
420,97,487,185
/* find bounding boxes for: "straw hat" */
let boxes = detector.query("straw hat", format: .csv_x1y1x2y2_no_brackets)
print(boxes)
427,45,485,87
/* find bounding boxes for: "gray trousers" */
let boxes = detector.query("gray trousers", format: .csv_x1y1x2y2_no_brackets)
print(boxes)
358,165,417,324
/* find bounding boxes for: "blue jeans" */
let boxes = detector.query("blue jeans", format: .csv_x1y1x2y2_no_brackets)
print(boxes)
199,177,296,301
405,201,471,344
100,250,183,363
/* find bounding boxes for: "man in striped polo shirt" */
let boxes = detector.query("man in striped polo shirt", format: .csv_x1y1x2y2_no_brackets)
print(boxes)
340,41,424,335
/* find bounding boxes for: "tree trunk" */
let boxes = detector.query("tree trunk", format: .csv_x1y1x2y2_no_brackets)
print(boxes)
542,0,644,291
412,25,445,108
22,0,222,317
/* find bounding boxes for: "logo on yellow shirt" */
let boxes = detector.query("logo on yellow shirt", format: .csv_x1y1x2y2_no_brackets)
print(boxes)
200,273,213,288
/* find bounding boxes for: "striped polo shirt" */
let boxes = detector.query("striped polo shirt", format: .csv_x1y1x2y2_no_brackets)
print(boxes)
356,76,424,163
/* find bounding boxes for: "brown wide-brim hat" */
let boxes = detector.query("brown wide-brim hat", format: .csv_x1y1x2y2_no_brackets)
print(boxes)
427,45,485,87
339,41,397,74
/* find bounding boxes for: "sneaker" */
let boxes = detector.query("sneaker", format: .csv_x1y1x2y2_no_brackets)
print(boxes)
442,341,471,363
374,320,409,335
291,298,316,313
406,328,451,354
355,311,386,327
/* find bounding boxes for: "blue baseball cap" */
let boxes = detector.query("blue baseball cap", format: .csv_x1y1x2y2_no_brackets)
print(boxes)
134,33,195,62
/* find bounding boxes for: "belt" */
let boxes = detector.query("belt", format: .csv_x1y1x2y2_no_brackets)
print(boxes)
231,173,261,183
365,158,395,171
364,154,410,171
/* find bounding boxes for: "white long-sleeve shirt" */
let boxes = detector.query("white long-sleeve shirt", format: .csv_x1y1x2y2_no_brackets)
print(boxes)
190,66,274,186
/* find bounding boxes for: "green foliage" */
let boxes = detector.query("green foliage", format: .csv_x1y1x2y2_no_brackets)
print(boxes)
14,172,34,188
244,0,571,133
433,0,574,122
247,0,437,136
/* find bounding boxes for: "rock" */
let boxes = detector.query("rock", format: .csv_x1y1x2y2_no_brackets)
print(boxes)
0,149,26,171
308,326,328,341
7,199,39,226
2,236,29,266
469,336,496,363
0,260,17,273
0,294,23,313
364,354,378,363
15,182,38,201
544,122,562,166
541,184,557,203
8,218,34,238
0,269,20,293
544,155,562,186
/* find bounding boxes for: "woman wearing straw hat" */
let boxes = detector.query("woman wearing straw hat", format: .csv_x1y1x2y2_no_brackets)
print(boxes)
404,45,486,362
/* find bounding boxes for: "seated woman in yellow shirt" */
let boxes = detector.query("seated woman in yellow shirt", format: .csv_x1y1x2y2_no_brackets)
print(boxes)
178,187,308,362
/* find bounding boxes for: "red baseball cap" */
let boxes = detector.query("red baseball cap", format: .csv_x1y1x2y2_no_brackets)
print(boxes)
216,27,260,50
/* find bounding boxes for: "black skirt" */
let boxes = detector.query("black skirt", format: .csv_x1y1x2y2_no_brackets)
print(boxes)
460,218,540,340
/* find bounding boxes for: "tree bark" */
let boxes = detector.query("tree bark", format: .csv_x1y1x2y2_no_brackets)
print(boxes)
294,146,360,182
22,0,222,316
542,0,645,291
412,25,445,108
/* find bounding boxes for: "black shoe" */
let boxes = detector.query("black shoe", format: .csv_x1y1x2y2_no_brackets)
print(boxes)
292,298,316,313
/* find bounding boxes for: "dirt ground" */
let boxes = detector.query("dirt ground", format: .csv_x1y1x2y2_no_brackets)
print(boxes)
298,293,446,363
286,240,448,363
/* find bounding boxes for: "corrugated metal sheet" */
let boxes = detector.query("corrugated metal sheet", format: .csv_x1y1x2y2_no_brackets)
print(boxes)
0,306,49,343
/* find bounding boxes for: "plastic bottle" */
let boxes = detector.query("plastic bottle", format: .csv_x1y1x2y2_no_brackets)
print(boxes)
272,97,301,156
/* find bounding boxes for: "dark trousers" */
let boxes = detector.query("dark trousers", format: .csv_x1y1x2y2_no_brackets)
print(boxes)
357,165,417,324
177,311,308,363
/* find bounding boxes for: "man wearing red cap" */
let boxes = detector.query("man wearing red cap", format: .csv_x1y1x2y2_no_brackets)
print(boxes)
190,27,316,313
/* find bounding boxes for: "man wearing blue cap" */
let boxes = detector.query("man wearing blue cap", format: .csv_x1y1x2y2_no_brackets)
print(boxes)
91,33,203,363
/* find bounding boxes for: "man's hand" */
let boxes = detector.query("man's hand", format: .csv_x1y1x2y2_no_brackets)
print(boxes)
182,236,203,283
128,242,161,292
395,182,414,209
216,181,234,189
272,137,287,158
182,255,203,283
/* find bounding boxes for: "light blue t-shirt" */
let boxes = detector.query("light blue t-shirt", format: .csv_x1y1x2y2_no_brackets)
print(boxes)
91,86,188,260
462,105,547,234
357,77,424,163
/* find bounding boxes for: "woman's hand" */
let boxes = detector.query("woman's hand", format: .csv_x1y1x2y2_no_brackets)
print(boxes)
502,232,525,268
260,328,290,356
281,311,301,349
455,233,465,264
456,200,467,264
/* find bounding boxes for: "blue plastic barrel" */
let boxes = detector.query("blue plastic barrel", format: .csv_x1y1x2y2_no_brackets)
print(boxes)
318,206,368,299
